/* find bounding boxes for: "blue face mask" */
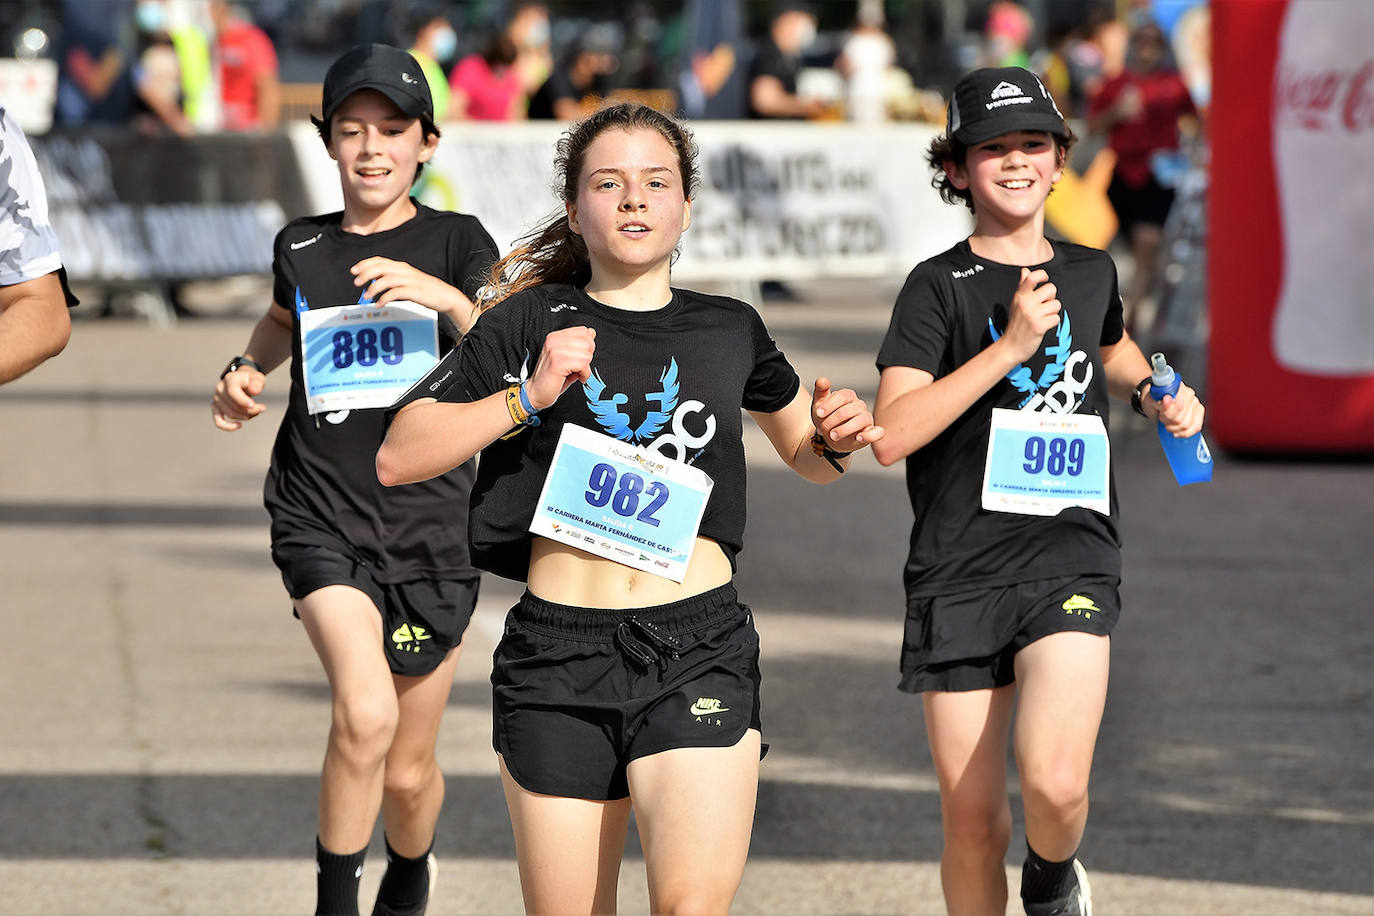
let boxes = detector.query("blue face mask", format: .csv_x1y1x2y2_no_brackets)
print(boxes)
431,26,457,62
136,1,166,33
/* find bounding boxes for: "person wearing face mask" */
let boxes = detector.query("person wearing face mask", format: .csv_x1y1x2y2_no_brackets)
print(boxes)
409,7,459,122
747,1,826,119
132,0,194,136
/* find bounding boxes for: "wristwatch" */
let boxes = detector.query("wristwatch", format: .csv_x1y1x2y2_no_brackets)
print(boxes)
220,356,263,379
1131,376,1152,418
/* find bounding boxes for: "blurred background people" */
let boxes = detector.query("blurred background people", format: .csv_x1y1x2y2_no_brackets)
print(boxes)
407,6,459,121
1088,18,1197,328
505,3,552,105
210,0,280,131
450,33,525,121
836,0,895,123
748,1,825,119
54,0,136,128
526,26,619,121
132,0,194,136
981,0,1032,69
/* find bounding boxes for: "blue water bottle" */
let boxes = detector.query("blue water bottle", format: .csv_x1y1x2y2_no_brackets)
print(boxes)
1149,352,1213,485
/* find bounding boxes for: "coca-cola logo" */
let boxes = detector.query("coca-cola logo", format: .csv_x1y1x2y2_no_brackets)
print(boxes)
1276,60,1374,132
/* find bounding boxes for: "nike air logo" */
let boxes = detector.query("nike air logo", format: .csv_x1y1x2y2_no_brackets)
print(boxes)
690,697,729,716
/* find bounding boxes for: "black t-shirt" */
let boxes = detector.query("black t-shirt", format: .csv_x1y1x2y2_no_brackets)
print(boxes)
399,283,801,582
747,37,801,118
876,239,1126,598
265,202,497,582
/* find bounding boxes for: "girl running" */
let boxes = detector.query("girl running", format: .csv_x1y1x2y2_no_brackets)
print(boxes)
377,101,882,914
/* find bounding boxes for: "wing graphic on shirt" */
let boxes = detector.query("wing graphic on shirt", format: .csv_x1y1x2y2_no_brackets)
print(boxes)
584,369,635,441
635,359,679,441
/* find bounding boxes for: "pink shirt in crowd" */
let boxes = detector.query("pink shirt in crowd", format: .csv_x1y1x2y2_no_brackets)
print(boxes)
449,54,523,121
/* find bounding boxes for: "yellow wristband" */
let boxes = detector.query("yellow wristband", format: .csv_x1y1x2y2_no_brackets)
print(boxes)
505,384,529,426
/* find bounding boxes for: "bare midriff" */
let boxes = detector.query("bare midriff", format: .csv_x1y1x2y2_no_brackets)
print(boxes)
526,535,733,609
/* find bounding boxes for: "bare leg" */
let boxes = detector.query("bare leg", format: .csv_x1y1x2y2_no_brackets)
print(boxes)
297,585,398,854
498,755,632,914
922,686,1016,916
627,729,762,914
381,643,463,856
1013,632,1110,862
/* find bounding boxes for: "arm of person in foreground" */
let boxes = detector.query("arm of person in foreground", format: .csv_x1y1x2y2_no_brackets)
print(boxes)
210,300,293,431
1100,331,1204,437
872,267,1061,465
377,325,596,485
751,377,884,484
0,272,71,384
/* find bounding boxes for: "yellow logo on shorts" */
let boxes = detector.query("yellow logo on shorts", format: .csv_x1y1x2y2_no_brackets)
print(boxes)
690,697,729,718
1062,594,1100,618
391,623,431,653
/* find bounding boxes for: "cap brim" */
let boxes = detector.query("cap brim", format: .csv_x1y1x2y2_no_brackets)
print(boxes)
323,79,429,122
954,111,1066,146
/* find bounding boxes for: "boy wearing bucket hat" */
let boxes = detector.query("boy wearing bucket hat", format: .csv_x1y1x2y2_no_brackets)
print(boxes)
872,67,1204,915
211,44,498,916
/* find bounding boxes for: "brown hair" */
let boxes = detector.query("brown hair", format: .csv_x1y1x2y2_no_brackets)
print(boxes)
926,125,1077,213
484,101,699,306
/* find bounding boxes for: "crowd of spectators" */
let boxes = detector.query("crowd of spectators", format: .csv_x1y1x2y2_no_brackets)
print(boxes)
23,0,1211,308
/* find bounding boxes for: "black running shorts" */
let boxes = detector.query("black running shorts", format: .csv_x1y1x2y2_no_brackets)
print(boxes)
492,583,762,800
899,574,1120,693
272,542,478,677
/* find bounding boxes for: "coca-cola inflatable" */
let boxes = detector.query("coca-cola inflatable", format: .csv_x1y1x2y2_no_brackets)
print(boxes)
1210,0,1374,452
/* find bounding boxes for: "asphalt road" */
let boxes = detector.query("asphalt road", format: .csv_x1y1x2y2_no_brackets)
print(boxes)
0,284,1369,914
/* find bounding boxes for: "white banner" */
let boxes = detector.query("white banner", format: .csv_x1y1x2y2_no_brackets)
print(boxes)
289,120,970,282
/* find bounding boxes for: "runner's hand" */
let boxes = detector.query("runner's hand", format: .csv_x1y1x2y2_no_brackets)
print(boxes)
1002,268,1061,363
350,256,474,323
212,368,267,431
811,377,884,452
525,326,596,411
1149,381,1205,438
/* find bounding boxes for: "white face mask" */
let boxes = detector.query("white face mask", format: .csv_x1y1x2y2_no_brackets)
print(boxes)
136,1,167,33
431,25,457,62
524,19,550,48
794,20,817,51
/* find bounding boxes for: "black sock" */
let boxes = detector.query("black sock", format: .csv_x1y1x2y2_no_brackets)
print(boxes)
374,835,433,913
1021,841,1078,904
315,837,367,916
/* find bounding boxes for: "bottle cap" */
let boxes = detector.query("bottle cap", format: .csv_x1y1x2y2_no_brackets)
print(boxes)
1150,352,1175,386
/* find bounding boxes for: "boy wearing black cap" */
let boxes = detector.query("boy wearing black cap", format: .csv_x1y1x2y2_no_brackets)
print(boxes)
211,44,498,916
872,67,1204,915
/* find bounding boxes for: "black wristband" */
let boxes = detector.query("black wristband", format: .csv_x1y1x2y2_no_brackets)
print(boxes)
811,431,852,473
221,356,263,379
1131,376,1152,418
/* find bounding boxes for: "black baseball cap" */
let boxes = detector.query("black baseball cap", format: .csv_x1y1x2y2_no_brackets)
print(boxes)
320,43,433,123
946,66,1066,146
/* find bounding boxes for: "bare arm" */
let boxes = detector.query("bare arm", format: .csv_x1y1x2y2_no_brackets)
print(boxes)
0,272,71,384
750,378,884,484
210,300,293,431
873,267,1061,466
1101,332,1205,437
749,75,824,118
376,325,597,486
